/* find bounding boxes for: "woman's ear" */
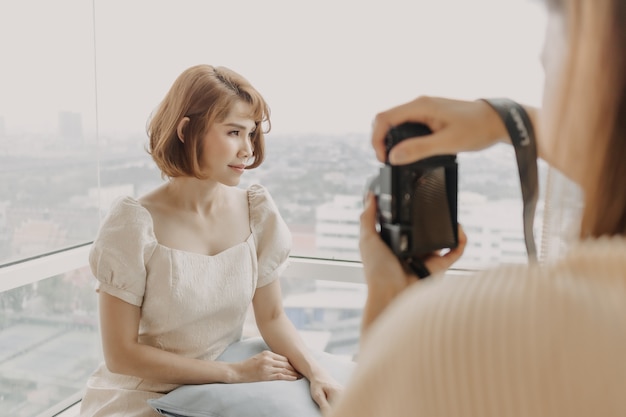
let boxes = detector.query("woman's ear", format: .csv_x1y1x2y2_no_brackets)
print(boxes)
177,117,190,143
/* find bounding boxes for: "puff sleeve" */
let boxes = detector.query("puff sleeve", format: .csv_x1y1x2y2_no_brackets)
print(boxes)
248,184,292,288
89,196,158,306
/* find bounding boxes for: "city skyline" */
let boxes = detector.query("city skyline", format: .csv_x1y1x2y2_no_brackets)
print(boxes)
0,127,546,269
0,0,552,415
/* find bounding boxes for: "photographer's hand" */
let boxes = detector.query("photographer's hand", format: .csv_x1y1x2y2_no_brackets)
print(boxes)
359,194,466,333
371,96,510,165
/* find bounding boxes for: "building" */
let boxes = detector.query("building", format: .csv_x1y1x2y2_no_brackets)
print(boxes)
315,195,361,260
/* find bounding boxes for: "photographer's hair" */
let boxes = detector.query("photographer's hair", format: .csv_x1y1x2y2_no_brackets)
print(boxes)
547,0,626,237
147,65,270,179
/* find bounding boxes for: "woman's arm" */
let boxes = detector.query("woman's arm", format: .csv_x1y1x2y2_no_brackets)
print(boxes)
358,194,466,333
252,279,342,414
361,95,537,331
98,291,299,384
370,96,542,165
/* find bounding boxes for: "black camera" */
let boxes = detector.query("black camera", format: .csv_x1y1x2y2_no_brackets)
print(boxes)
366,122,459,278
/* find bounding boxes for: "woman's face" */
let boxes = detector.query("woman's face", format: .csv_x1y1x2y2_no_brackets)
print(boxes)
199,100,256,186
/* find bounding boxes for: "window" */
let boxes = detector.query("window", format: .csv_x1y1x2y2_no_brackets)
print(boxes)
1,0,549,415
0,268,100,416
0,0,99,266
1,0,548,266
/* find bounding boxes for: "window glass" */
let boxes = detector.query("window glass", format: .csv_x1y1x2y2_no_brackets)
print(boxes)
0,0,99,266
0,0,547,268
0,267,362,416
91,0,547,268
0,268,101,417
245,273,366,359
1,1,550,414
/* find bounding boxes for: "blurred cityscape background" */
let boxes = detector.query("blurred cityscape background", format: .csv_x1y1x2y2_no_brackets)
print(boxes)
0,0,548,413
0,110,546,415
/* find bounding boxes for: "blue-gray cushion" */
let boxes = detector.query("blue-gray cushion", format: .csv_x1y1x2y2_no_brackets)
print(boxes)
148,337,356,417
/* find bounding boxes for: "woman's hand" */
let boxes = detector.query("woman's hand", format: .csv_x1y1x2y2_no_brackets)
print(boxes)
359,193,466,330
230,350,300,383
308,373,343,416
371,96,508,165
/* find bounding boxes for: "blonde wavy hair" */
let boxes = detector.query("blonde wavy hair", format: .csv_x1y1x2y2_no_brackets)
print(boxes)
146,65,271,179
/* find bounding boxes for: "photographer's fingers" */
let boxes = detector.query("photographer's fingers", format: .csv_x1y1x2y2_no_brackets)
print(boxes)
371,96,442,162
359,193,378,239
445,223,468,263
373,97,508,165
387,130,456,165
359,193,409,280
423,224,468,274
359,194,417,330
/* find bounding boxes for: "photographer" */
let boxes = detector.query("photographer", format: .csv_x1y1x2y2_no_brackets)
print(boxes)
329,1,626,416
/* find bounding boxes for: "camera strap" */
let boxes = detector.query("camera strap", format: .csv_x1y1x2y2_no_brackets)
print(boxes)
481,98,538,262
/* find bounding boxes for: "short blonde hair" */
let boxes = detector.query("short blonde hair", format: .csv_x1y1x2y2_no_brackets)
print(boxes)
146,65,270,179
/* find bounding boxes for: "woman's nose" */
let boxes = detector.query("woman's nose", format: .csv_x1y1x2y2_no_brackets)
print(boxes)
239,137,252,159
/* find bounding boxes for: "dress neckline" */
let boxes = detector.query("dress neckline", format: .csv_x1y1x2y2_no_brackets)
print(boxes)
155,233,254,258
119,195,255,258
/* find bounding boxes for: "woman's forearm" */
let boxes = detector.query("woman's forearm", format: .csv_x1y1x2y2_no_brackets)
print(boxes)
104,342,236,384
256,312,326,380
360,283,406,335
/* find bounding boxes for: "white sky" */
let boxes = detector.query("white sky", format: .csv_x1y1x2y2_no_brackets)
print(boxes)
0,0,546,137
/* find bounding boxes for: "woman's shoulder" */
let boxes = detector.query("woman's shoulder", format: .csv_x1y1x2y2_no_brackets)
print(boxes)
107,195,151,218
90,196,158,306
246,183,283,223
96,195,156,241
244,184,292,285
558,234,626,271
349,249,626,417
379,238,626,340
246,183,276,208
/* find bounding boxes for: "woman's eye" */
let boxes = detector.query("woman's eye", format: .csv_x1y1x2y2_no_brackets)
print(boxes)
229,130,239,136
248,131,255,138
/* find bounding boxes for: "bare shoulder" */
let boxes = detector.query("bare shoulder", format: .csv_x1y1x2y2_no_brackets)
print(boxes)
135,185,179,237
230,185,249,199
222,185,249,211
137,184,169,211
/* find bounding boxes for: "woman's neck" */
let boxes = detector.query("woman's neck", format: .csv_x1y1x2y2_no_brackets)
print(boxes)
165,177,226,215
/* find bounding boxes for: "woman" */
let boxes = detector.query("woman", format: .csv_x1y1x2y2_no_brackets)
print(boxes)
80,65,340,416
329,1,626,416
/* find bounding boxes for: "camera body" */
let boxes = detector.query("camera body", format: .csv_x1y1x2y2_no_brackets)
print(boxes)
367,122,459,274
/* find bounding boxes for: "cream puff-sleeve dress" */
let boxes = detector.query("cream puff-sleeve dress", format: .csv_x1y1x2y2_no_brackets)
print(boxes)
79,184,291,417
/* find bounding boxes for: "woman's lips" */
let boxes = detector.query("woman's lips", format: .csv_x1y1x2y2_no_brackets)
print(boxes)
229,165,245,173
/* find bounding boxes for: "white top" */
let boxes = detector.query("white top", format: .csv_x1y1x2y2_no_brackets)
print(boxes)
329,235,626,417
80,184,291,417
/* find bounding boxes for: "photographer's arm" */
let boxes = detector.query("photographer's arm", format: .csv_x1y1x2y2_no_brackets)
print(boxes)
370,96,542,165
359,194,466,334
362,95,540,332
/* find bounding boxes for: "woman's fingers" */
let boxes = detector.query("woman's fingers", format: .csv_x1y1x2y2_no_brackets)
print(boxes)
361,194,467,276
358,194,402,274
371,96,439,162
372,96,508,165
388,128,458,165
243,351,299,381
359,194,378,239
359,193,417,295
266,353,299,378
422,224,468,274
